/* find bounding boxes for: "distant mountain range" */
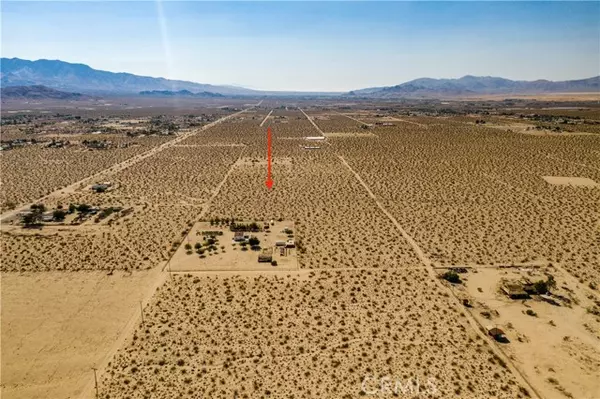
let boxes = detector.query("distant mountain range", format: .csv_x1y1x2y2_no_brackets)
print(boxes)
1,85,88,100
348,75,600,98
0,58,259,96
1,58,598,99
139,89,224,98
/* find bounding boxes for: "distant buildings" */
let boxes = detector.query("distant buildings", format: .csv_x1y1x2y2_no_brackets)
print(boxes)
0,139,36,151
82,139,112,150
91,182,112,193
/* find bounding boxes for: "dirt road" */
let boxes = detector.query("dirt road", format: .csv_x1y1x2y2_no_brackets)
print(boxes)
299,108,325,136
260,109,274,127
337,154,543,399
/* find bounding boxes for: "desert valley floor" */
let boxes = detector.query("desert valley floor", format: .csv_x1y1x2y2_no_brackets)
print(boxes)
1,98,599,399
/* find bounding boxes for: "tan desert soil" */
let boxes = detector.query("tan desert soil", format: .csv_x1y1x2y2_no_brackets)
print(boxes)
101,271,531,399
2,103,599,399
0,136,170,212
0,269,162,399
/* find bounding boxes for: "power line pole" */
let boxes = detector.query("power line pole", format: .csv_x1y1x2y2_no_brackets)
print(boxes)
139,300,144,325
92,367,99,399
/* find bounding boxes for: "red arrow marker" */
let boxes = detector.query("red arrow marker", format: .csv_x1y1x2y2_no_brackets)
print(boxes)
266,126,273,189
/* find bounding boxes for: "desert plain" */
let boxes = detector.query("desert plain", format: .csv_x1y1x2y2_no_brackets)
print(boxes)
1,96,600,399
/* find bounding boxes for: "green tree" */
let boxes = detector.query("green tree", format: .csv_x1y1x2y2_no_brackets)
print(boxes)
534,275,556,294
441,270,461,284
53,209,67,221
77,203,91,213
22,212,41,227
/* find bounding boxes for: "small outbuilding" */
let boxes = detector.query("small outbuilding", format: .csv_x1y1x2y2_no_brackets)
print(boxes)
258,248,273,263
501,282,529,299
41,212,54,222
487,326,506,342
233,231,246,242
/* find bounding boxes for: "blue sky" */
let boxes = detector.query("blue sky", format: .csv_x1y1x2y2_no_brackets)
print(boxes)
2,1,599,91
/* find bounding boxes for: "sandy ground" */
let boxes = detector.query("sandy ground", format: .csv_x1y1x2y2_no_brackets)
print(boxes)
0,269,163,399
448,266,600,399
100,270,532,399
2,103,599,399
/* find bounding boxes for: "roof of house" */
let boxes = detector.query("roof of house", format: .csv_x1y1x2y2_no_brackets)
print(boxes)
486,326,505,336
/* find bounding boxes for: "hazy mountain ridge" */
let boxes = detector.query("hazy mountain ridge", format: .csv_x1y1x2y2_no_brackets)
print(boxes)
0,85,88,100
139,90,224,98
0,58,260,96
349,75,600,98
1,58,598,98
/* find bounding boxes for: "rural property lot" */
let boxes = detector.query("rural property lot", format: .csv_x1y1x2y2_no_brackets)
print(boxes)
1,99,599,399
168,221,299,272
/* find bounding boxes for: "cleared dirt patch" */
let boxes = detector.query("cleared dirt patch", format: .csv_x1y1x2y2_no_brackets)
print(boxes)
541,176,599,187
324,132,377,138
1,269,161,399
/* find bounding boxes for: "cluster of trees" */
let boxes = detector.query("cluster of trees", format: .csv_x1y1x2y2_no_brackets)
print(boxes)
21,202,97,227
230,222,261,232
185,235,226,256
236,236,261,251
208,217,264,232
209,217,236,226
94,207,120,223
22,203,46,227
70,203,93,213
